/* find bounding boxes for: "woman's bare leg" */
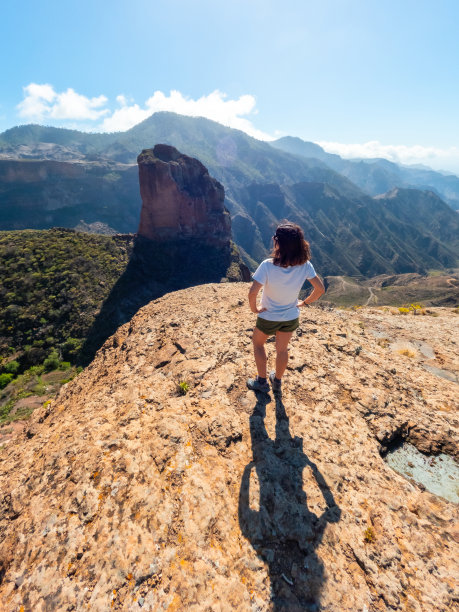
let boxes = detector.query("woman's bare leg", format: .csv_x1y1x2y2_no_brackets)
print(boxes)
275,331,293,379
252,327,269,378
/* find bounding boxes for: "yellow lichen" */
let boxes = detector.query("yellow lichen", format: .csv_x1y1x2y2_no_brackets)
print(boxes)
364,526,375,543
397,348,417,358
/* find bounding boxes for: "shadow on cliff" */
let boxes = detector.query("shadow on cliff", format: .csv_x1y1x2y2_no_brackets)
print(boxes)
239,393,341,611
79,235,247,365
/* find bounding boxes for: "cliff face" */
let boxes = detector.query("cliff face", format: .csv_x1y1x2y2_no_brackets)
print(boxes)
0,159,140,232
137,144,231,244
0,284,457,611
0,159,84,182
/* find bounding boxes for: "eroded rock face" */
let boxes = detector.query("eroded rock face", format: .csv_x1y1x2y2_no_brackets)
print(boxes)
0,285,458,611
137,144,231,244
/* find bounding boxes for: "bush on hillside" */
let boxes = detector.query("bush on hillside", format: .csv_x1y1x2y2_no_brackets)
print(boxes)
0,229,133,372
0,373,14,389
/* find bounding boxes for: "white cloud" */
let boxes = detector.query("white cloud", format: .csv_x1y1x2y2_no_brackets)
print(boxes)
318,140,459,175
100,89,272,140
17,83,109,122
16,84,273,140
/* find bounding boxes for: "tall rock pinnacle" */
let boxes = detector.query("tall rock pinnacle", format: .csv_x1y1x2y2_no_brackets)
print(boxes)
137,144,231,244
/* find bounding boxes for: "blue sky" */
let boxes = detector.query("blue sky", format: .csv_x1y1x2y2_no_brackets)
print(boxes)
1,0,459,172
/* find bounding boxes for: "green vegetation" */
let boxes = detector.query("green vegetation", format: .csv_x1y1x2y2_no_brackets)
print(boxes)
0,228,133,421
0,228,132,363
177,381,190,396
0,363,82,425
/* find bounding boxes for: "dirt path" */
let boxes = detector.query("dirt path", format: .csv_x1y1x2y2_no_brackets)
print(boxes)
364,286,378,306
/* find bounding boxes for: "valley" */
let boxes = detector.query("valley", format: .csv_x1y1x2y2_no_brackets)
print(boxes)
322,271,459,307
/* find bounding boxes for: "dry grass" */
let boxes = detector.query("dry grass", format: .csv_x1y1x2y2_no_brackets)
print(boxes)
397,348,417,358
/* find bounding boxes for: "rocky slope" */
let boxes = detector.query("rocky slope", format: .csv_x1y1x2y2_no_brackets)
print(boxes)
0,284,457,611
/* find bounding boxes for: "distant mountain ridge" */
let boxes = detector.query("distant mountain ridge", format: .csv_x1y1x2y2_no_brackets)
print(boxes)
272,136,459,211
0,112,458,277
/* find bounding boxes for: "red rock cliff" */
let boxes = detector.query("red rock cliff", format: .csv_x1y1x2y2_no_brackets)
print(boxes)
137,144,231,244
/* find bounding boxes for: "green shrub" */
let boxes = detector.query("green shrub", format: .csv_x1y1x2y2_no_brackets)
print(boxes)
43,350,60,372
177,381,190,396
0,373,14,389
27,364,45,376
3,360,19,374
58,361,71,370
32,378,47,395
62,337,82,360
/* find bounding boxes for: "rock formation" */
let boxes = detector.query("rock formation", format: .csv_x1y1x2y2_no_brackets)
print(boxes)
78,145,249,363
137,144,231,244
0,284,458,611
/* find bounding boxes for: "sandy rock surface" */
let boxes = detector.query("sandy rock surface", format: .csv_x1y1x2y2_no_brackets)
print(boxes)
0,283,458,611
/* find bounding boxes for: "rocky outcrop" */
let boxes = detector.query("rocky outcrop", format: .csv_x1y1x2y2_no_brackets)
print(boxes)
0,284,458,611
137,144,231,244
78,146,248,362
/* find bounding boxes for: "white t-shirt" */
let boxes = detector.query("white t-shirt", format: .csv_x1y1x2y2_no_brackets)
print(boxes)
252,258,317,321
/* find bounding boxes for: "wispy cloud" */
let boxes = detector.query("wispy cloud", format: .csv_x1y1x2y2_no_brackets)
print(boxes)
318,140,459,174
16,84,272,140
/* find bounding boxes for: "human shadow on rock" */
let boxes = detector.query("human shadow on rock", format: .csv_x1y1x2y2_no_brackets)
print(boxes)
239,393,341,611
79,235,239,365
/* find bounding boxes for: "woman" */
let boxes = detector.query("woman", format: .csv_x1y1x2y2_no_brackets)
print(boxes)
247,221,325,394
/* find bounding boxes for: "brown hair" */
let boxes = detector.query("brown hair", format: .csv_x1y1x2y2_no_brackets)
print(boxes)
271,221,311,267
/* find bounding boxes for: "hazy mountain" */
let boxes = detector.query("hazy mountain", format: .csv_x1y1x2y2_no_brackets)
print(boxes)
0,114,362,199
0,113,458,277
272,136,459,210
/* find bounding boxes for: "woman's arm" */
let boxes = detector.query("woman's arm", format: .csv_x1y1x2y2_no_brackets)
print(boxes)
248,280,267,314
298,275,325,307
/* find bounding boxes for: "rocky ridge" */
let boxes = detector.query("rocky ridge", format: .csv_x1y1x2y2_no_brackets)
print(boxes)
0,284,458,611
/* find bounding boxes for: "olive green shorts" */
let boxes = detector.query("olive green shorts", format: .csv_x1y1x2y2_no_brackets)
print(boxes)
255,317,300,336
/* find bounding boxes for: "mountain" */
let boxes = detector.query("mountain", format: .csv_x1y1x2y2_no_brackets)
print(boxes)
0,282,458,610
231,182,459,276
0,115,361,198
272,136,459,211
1,113,458,276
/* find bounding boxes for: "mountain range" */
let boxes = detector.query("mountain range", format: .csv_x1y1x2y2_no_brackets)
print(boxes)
271,136,459,211
0,112,458,277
